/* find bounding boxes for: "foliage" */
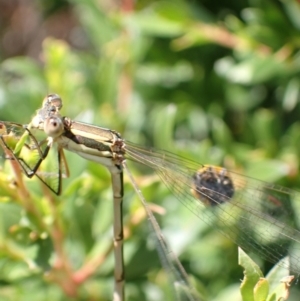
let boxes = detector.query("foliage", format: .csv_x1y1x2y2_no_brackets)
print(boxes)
0,0,300,300
238,248,293,301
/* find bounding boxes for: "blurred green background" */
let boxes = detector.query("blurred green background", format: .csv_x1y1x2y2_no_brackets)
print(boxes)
1,0,300,300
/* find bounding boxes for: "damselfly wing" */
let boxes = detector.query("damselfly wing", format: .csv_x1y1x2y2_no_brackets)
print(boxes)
125,141,300,274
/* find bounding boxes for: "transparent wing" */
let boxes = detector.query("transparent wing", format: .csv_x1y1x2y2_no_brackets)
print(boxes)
0,121,68,195
125,141,300,275
124,162,202,301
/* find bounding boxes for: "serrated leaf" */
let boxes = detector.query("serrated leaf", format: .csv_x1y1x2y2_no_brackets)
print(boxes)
239,247,264,301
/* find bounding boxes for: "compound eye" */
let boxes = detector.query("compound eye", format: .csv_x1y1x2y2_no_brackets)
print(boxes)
42,94,63,111
43,116,64,138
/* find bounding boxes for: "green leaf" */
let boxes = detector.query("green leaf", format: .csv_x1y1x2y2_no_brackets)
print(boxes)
239,247,264,301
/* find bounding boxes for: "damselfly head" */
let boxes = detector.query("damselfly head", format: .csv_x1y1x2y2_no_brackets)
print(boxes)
30,94,63,130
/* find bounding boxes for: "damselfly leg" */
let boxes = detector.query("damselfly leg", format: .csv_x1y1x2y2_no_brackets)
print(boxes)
0,121,69,195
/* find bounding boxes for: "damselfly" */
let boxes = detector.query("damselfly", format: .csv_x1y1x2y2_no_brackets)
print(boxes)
0,96,202,301
1,94,300,300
